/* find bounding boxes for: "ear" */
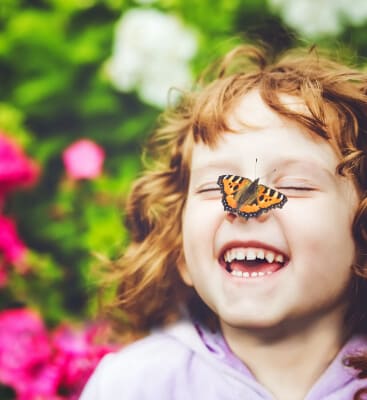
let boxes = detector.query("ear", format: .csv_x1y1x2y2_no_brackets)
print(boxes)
177,254,193,287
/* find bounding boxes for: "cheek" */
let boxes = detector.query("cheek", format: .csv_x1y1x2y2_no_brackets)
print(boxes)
182,198,222,241
284,197,356,273
181,199,223,273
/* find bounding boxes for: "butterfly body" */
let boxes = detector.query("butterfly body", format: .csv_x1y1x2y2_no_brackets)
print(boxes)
234,177,260,205
217,174,287,219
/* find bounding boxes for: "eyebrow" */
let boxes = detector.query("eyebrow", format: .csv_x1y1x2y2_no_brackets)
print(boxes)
268,159,341,189
191,160,239,170
190,161,242,176
272,159,335,177
190,158,336,183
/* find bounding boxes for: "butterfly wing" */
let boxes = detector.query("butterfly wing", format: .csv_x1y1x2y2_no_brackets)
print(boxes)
238,184,288,218
218,175,288,219
217,175,253,214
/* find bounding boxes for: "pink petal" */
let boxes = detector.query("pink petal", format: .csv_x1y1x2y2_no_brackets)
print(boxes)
0,215,27,264
62,139,105,180
0,134,39,196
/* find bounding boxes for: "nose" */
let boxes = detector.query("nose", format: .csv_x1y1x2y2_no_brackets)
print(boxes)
224,212,237,223
224,210,271,224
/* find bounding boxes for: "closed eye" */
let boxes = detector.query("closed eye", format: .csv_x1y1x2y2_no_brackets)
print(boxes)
195,185,222,200
276,186,317,198
197,187,221,193
278,186,315,191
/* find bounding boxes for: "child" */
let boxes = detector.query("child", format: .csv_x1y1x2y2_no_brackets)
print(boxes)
80,44,367,400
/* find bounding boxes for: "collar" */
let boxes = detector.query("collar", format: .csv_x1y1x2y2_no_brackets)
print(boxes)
195,321,367,399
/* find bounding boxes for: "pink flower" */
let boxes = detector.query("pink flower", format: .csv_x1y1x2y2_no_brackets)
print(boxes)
0,308,116,399
0,215,27,285
15,363,62,400
0,134,39,198
52,324,115,398
0,308,58,398
62,139,105,180
0,215,26,264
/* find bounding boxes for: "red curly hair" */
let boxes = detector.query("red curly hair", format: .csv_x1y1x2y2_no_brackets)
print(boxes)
105,44,367,394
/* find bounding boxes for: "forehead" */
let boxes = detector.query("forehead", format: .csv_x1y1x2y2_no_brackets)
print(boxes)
190,91,339,174
227,89,312,131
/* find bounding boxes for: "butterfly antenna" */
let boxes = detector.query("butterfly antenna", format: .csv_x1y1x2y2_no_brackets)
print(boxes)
258,165,277,181
254,158,276,181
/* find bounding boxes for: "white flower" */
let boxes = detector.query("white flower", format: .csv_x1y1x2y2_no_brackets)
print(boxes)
106,8,197,108
268,0,367,37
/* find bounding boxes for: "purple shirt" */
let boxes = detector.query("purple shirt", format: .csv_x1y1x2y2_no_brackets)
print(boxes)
80,320,367,399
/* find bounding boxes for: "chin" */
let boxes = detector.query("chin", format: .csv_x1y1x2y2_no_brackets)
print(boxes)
220,312,287,332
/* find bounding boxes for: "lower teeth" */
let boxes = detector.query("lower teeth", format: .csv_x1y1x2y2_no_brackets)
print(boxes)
230,270,272,278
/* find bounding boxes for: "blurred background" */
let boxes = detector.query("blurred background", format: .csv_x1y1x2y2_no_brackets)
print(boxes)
1,0,367,398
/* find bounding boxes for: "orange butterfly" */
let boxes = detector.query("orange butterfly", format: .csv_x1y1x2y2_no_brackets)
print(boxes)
217,174,288,219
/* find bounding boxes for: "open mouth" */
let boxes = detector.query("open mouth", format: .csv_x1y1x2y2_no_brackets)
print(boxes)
220,247,288,279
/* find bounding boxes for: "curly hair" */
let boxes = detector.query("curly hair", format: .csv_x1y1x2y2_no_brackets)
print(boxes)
105,44,367,383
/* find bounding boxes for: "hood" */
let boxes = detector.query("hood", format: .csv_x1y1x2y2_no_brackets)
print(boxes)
163,319,367,400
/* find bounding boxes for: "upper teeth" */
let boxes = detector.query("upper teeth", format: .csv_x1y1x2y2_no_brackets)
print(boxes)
224,247,284,264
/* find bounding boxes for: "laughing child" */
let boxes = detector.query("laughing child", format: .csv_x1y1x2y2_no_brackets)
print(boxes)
81,44,367,399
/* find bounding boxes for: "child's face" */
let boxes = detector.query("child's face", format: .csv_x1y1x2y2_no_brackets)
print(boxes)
179,90,359,332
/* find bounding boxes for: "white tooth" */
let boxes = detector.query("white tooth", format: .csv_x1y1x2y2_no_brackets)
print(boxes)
224,252,229,262
251,272,258,277
243,272,250,278
226,250,233,263
265,252,275,263
232,270,242,277
275,254,284,263
230,249,236,262
245,249,256,260
258,271,265,276
267,271,273,275
236,249,245,260
256,249,265,259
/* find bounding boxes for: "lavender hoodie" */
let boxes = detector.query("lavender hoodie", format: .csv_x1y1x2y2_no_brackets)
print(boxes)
80,320,367,399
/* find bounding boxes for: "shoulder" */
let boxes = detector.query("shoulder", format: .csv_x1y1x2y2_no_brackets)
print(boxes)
108,328,193,370
80,321,202,399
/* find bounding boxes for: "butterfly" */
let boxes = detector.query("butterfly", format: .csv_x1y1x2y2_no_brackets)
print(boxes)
217,174,288,219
